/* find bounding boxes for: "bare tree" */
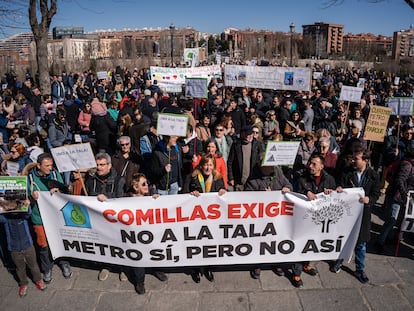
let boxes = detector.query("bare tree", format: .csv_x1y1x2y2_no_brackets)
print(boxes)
323,0,414,10
29,0,57,93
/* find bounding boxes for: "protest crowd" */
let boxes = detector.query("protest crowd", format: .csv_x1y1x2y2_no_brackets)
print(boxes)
0,64,413,296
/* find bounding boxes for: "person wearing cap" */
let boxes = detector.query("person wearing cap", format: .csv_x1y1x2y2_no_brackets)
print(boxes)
227,125,262,191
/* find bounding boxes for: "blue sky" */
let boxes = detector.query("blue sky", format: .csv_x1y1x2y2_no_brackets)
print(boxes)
5,0,414,37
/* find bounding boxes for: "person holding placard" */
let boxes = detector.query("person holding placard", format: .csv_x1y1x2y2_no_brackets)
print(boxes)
151,135,182,195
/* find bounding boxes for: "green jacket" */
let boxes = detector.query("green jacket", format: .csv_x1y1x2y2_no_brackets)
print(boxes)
28,168,65,225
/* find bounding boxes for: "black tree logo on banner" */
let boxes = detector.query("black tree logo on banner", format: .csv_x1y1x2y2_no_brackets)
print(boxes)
311,203,344,233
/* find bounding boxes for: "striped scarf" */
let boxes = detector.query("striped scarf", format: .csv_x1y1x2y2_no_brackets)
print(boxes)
197,172,213,193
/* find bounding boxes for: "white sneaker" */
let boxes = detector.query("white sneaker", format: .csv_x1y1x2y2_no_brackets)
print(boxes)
119,272,128,282
98,269,109,281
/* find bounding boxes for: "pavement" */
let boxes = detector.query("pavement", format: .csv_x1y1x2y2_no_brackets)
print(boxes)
0,202,413,311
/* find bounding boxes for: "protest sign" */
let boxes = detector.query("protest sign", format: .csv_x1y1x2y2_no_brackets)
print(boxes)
262,141,300,166
224,65,311,91
97,71,108,80
38,188,364,267
0,176,28,213
363,105,391,142
157,113,188,137
6,161,20,177
185,77,208,99
387,97,414,116
313,71,323,80
339,85,363,103
401,191,414,233
50,143,96,172
357,78,366,89
151,65,221,93
184,48,200,67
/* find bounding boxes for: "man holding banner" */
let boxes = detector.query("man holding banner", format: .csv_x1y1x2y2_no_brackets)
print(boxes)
335,148,380,283
28,153,72,283
294,153,336,287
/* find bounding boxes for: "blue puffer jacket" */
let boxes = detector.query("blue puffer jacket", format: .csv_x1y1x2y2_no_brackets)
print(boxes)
0,208,33,252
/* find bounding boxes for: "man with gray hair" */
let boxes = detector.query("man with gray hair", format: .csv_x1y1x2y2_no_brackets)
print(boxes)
111,136,141,191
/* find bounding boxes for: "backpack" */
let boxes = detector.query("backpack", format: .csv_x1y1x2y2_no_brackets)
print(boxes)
384,160,413,184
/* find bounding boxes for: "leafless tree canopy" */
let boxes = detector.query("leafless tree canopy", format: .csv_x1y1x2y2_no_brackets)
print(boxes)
323,0,414,10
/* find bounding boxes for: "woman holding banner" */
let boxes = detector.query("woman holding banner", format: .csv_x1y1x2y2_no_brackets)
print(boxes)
189,154,226,282
127,173,168,294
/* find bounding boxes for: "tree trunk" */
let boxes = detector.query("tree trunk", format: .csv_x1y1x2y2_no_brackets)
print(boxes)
35,34,50,93
29,0,57,93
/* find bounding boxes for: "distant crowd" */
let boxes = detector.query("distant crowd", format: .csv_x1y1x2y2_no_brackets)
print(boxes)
0,64,413,296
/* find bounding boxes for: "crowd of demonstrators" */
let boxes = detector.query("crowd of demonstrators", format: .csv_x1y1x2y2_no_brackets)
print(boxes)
0,64,414,295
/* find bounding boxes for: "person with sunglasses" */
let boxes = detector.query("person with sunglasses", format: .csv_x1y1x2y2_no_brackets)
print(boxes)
127,173,168,294
111,136,141,192
189,154,226,282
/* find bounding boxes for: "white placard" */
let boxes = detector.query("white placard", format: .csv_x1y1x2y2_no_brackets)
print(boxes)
97,71,108,80
38,188,364,267
185,78,208,99
157,113,188,137
262,141,300,166
339,85,363,103
50,143,96,172
313,72,323,80
387,97,414,116
6,161,20,177
224,65,311,91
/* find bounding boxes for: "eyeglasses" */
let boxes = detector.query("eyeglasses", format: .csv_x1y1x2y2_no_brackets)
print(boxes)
215,128,224,132
97,163,109,166
252,131,259,134
140,181,148,186
120,143,130,146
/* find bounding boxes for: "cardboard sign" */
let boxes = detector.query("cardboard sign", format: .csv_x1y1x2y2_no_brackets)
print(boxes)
363,105,391,142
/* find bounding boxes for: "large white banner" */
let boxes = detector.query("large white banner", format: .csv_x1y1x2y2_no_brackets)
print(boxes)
224,65,311,91
38,189,364,268
150,65,221,93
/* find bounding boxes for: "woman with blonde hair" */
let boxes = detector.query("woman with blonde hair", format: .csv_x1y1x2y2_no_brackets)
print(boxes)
189,154,226,283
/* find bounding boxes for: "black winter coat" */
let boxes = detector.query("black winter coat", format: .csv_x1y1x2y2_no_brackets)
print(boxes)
297,170,336,195
227,138,262,185
338,167,380,242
